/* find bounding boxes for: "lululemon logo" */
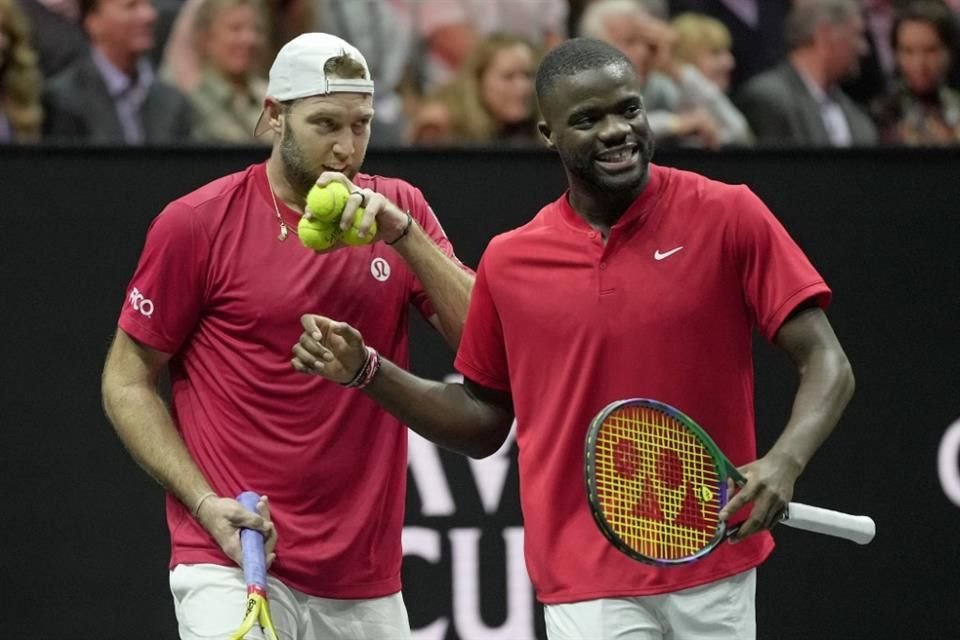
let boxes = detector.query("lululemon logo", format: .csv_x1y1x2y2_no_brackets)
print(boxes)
371,258,391,282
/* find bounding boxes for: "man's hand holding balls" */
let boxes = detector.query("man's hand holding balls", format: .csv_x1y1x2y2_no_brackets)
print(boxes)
298,173,410,252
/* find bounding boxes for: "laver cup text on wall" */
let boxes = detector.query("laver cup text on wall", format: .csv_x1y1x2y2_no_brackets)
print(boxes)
403,375,536,640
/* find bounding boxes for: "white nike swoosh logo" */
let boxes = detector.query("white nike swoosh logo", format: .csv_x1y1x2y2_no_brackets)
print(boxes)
654,246,684,261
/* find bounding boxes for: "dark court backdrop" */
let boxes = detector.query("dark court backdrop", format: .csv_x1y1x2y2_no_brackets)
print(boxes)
2,146,958,639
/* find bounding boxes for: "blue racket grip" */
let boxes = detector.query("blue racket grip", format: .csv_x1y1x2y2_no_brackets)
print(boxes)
237,491,267,589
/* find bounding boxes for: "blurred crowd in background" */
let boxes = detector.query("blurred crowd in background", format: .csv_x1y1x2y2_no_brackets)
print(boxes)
2,0,960,148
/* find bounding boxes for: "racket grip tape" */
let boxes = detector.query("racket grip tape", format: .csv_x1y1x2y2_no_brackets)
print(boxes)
784,502,876,545
236,491,268,588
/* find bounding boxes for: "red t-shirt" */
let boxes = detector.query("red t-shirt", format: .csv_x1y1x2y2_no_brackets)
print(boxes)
455,165,831,603
118,162,466,598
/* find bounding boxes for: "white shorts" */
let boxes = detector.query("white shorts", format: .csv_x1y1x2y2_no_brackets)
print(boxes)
543,569,756,640
170,563,411,640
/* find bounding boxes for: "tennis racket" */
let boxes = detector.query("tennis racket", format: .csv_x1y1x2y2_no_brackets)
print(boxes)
584,398,876,566
229,491,280,640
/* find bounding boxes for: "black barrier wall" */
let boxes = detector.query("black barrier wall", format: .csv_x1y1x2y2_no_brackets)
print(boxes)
2,147,959,639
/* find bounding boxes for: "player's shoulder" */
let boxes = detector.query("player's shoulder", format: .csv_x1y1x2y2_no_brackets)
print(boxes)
155,165,259,230
170,165,257,211
663,165,754,210
662,167,774,240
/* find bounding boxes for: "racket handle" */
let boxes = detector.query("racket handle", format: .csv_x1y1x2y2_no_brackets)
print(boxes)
236,491,268,588
783,502,876,545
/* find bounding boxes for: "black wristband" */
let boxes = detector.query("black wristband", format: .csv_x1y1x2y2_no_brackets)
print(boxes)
385,212,413,246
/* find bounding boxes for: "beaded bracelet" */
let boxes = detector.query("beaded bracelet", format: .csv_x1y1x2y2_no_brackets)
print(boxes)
357,349,382,389
341,348,372,387
385,211,413,246
342,346,382,389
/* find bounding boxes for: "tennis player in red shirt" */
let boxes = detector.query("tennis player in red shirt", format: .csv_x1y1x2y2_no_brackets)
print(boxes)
101,33,473,638
292,38,855,639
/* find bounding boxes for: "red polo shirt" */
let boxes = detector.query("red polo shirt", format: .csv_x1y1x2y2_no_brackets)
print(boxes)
118,162,467,598
455,164,831,603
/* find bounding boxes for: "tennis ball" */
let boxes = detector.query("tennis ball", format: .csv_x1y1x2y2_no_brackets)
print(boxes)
305,182,351,223
341,208,378,246
297,216,342,251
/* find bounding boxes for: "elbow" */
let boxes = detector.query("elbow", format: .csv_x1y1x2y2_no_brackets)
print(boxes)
838,354,855,405
819,345,855,411
465,438,503,460
101,373,125,426
463,420,512,460
414,421,507,460
100,366,146,425
100,369,117,414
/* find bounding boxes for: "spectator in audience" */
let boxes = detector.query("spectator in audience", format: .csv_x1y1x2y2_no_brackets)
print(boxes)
164,0,267,144
416,0,566,91
842,0,899,108
311,0,416,146
160,0,208,92
408,33,540,146
407,94,452,144
581,0,752,148
838,0,960,109
1,0,43,142
14,0,87,79
672,11,736,93
43,0,192,143
735,0,878,146
873,0,960,144
668,0,792,92
569,0,668,34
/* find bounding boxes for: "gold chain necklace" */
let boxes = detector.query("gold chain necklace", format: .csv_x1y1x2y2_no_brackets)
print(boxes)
266,173,290,242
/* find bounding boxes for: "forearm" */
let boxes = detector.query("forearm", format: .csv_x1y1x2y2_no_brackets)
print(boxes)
363,359,512,459
102,379,213,514
389,219,474,347
768,345,855,474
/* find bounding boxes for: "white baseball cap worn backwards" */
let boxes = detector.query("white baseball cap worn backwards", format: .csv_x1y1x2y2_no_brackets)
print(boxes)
254,33,375,135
